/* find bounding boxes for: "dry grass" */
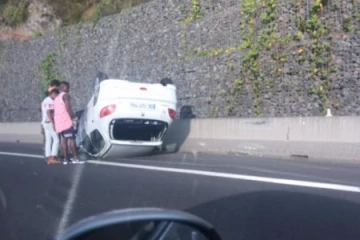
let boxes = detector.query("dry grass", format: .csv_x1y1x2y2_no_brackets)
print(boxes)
81,4,98,21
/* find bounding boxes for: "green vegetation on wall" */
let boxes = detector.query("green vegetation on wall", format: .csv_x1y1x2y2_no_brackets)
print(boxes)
183,0,204,25
33,31,42,38
188,0,359,117
2,0,28,27
296,0,332,114
193,47,237,57
234,0,278,116
40,52,64,97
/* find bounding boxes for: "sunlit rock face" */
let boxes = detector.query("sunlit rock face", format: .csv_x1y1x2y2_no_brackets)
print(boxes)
21,1,63,36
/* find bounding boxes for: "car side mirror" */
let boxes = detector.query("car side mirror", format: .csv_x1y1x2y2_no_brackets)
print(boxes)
58,208,223,240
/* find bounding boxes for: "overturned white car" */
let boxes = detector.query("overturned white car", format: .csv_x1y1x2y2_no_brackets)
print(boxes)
76,72,177,159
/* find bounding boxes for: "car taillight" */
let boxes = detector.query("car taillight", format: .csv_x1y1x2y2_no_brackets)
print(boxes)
100,105,116,118
168,108,176,119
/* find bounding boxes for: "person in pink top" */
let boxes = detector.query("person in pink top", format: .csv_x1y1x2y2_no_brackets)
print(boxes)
53,81,81,164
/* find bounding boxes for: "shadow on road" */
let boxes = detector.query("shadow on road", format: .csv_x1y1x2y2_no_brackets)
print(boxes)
152,105,195,156
187,191,360,240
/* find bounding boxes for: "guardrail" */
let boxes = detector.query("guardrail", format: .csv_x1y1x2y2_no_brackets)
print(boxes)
1,117,359,161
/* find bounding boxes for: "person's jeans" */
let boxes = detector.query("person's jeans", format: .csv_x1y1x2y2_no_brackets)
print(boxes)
75,134,81,148
42,122,60,157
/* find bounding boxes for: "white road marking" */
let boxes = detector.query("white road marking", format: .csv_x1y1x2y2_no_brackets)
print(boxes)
55,164,84,240
1,151,360,193
113,158,354,185
88,160,360,193
0,151,43,159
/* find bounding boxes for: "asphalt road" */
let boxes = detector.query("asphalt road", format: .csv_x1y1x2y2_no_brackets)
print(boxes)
0,142,360,240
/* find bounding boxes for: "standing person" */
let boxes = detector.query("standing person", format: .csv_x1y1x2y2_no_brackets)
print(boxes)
54,81,81,164
60,81,81,147
41,80,61,164
60,81,69,93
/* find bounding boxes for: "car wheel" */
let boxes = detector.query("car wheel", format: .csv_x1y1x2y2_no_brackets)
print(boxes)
160,78,173,86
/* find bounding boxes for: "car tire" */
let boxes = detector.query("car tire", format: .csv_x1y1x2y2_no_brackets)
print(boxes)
160,78,173,86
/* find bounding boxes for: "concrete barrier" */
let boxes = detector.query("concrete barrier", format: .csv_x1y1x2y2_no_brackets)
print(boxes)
0,122,42,144
162,117,360,162
1,117,359,161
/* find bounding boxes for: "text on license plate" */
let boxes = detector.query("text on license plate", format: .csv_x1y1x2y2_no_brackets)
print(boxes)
130,103,156,110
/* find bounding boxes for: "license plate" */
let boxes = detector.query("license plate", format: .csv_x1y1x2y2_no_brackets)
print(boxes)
130,103,156,110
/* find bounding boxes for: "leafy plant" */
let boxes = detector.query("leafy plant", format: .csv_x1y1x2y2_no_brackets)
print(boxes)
237,0,278,116
183,0,203,25
333,102,341,109
225,105,234,116
260,10,275,24
310,85,317,94
3,1,28,27
193,47,236,57
295,0,333,113
279,33,292,44
235,78,244,89
227,62,235,71
33,31,42,38
210,106,220,117
267,78,275,88
343,15,355,32
294,30,303,41
311,0,323,15
40,52,64,96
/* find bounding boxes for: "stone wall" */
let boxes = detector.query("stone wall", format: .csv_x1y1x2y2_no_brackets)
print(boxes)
0,0,359,122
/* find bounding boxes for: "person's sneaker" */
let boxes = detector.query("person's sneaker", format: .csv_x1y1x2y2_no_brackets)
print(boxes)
70,158,85,164
62,159,71,165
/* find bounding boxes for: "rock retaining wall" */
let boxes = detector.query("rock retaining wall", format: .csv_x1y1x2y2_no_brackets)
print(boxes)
0,0,359,121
